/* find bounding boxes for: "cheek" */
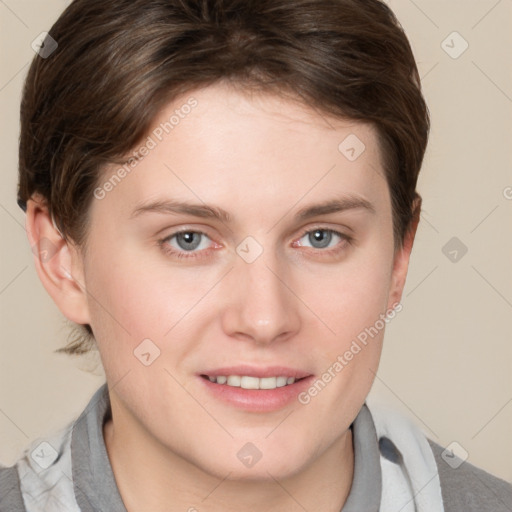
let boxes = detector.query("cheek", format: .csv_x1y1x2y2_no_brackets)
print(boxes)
301,247,394,351
87,249,202,335
295,257,392,426
84,249,220,374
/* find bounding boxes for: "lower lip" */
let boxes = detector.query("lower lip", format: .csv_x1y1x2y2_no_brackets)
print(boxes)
198,375,315,412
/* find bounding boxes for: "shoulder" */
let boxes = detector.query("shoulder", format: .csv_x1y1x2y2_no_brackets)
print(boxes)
0,463,26,511
0,420,78,512
365,399,512,511
428,438,512,512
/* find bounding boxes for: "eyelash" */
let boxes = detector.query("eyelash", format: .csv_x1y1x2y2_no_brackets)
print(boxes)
158,227,353,260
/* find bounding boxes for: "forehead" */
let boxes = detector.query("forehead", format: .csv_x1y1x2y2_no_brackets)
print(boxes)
94,83,389,224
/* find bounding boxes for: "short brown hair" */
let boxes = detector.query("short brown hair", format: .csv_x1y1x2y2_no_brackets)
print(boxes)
17,0,430,355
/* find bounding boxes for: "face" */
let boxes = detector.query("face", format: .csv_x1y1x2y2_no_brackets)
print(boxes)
70,83,410,479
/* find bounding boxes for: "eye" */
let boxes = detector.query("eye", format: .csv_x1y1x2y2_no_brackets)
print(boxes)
158,226,352,261
294,227,351,252
159,230,214,259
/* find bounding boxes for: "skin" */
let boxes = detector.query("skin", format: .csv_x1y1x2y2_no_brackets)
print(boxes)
26,82,419,512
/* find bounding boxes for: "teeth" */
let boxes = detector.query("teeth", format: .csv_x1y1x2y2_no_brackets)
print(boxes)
241,376,260,389
227,375,241,387
259,377,277,389
276,376,287,387
206,375,298,389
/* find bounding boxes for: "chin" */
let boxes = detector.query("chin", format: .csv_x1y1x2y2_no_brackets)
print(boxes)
212,458,305,482
188,443,309,482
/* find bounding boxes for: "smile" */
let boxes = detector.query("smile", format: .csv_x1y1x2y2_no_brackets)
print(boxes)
201,375,299,389
198,368,314,411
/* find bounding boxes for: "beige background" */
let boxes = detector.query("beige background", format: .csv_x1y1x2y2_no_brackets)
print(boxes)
1,0,511,483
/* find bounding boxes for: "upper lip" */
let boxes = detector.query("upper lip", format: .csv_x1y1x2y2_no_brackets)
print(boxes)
199,366,312,379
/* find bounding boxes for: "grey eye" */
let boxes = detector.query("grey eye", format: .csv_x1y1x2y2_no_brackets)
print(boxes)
170,231,209,252
300,229,341,249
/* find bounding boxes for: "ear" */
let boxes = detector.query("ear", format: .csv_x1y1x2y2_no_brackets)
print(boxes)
387,195,421,309
25,194,91,325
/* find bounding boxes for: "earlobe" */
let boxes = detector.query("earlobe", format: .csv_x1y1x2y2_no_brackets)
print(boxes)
25,194,91,325
387,196,422,309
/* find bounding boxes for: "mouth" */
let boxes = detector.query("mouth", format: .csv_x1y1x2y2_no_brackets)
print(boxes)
197,366,314,412
200,374,307,389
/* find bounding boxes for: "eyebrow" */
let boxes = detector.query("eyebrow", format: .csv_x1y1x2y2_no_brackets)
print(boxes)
129,194,376,223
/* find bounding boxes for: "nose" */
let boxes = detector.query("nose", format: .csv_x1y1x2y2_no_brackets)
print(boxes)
220,252,301,346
